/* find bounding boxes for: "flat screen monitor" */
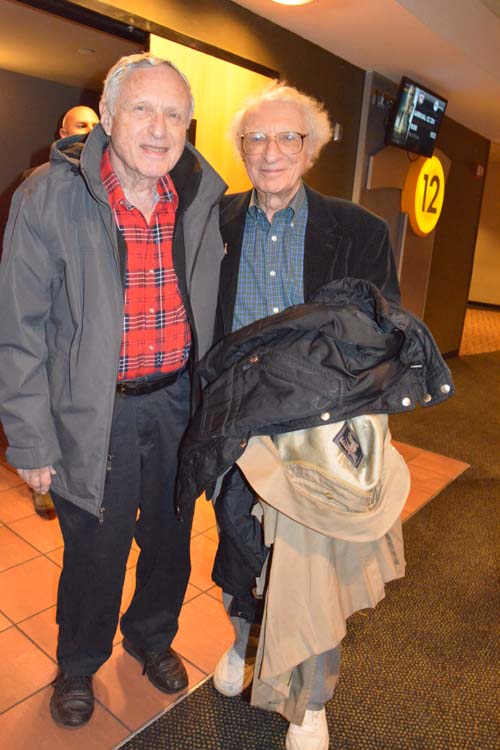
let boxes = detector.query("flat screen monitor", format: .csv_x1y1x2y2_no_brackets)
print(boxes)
385,77,447,157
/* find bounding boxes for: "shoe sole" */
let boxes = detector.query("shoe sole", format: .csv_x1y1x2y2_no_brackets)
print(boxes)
122,639,188,694
50,698,94,728
213,667,254,697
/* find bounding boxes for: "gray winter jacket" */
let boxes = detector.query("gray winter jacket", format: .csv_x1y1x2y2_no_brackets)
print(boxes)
0,125,226,516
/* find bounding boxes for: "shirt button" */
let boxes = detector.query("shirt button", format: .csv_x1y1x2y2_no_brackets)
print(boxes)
149,269,155,275
272,306,279,313
149,307,155,313
271,235,277,242
270,270,276,277
290,222,294,228
148,345,154,351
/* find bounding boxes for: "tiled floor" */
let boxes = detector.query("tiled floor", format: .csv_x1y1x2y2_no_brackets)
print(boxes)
0,440,468,750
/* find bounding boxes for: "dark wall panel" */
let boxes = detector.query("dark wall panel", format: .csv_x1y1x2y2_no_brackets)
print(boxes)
0,68,99,243
425,118,489,354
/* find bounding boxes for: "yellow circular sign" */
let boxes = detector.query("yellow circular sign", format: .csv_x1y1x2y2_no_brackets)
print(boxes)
401,155,445,236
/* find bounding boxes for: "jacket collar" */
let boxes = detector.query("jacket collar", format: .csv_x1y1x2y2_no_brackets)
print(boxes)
219,192,252,335
60,127,220,212
48,124,104,189
73,124,112,205
170,143,203,213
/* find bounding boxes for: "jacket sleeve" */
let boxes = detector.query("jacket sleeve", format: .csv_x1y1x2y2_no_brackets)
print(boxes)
306,192,401,306
342,206,401,305
0,181,63,469
367,219,401,304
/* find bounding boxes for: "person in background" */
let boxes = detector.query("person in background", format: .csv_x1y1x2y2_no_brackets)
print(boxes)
0,53,225,728
212,82,401,750
30,105,98,520
59,104,99,137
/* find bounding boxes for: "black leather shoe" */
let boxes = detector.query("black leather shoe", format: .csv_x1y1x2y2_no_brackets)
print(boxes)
123,638,188,693
50,672,94,728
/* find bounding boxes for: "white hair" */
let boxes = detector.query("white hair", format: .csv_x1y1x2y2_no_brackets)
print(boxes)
228,81,333,164
100,52,194,120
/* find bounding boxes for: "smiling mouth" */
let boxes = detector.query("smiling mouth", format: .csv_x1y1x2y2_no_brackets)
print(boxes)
141,145,168,154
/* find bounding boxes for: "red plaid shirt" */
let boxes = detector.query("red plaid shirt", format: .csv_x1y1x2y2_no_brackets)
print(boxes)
101,148,191,381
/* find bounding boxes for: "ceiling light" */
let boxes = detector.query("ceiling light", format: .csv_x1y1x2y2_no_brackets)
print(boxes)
271,0,315,5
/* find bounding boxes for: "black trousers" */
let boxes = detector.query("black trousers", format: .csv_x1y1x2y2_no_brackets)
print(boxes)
52,369,192,676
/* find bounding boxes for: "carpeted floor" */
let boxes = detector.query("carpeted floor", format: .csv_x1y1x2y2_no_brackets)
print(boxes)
119,352,500,750
459,304,500,356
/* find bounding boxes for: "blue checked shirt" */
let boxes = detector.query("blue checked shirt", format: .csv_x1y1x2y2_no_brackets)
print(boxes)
232,184,308,332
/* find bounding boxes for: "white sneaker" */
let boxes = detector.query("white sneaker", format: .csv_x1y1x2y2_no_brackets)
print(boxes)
212,645,254,697
285,708,329,750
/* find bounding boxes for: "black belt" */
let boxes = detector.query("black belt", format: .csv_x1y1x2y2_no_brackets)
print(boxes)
116,366,185,396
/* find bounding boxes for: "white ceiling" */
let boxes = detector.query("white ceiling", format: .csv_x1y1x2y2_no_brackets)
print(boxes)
231,0,500,157
1,0,499,159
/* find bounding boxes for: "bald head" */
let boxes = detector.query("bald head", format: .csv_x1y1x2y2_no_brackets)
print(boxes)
60,106,99,137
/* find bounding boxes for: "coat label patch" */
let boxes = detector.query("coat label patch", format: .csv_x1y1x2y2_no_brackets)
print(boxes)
333,423,363,468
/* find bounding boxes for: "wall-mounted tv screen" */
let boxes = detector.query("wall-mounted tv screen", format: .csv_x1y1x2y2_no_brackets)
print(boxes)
385,77,447,157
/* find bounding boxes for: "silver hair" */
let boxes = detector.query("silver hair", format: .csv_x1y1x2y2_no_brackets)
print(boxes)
228,81,333,164
100,52,194,121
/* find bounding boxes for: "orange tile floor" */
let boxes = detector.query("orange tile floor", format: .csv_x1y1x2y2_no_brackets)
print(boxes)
0,442,468,750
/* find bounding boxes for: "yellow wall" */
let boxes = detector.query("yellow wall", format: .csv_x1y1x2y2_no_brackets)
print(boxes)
150,34,274,192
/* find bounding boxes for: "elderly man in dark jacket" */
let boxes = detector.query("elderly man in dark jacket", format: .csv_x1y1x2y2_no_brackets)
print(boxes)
211,82,403,750
0,53,226,728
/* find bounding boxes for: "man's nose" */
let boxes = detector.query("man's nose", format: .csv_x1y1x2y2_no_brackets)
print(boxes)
149,111,169,138
262,137,282,160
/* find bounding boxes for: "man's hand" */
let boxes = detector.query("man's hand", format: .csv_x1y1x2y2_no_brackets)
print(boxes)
17,466,56,494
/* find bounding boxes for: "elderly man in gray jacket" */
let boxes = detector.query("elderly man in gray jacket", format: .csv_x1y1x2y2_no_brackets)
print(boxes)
0,53,226,728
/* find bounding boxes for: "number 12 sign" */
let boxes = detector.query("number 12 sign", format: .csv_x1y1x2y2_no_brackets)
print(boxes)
401,155,445,236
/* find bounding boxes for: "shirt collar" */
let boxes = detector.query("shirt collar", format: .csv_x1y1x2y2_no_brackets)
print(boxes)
248,182,305,219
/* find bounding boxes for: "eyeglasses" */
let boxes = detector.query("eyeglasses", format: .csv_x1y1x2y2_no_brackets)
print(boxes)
240,131,308,155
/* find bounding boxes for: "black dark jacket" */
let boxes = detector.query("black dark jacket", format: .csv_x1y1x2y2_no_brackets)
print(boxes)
216,185,401,339
176,278,454,515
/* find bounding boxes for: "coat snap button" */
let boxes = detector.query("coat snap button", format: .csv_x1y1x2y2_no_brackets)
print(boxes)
320,412,330,421
402,397,411,407
240,439,247,449
423,394,432,403
440,383,451,394
248,354,259,364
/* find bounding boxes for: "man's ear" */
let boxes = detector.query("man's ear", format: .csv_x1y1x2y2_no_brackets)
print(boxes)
59,127,67,138
100,103,112,136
